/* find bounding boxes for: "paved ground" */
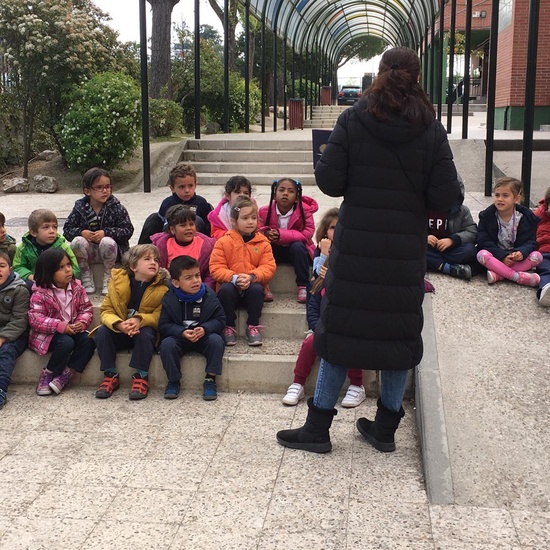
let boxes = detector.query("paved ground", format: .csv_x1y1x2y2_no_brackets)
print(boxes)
1,116,550,548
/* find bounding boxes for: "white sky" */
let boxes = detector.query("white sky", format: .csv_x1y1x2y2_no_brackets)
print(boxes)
91,0,381,88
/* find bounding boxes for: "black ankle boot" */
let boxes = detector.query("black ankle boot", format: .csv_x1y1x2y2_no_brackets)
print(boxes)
356,398,405,452
277,397,337,453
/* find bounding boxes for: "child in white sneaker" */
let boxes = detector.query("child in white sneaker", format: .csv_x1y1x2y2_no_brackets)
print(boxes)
29,248,95,396
259,178,318,303
283,213,365,408
476,177,542,286
210,196,276,347
63,168,134,295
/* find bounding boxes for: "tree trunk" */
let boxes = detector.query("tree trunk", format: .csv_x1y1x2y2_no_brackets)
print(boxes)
147,0,180,99
208,0,237,71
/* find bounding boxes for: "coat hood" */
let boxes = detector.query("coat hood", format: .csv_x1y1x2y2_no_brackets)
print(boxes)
352,98,432,144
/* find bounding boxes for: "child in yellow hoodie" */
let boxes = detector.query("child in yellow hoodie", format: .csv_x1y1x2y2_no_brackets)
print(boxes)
92,244,168,400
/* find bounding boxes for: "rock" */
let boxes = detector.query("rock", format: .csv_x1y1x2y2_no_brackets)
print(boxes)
33,175,58,193
205,122,221,134
2,177,29,193
35,150,57,161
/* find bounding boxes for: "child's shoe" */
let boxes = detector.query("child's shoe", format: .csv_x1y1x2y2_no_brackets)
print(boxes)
49,367,73,394
264,284,274,302
36,368,54,395
102,271,111,295
246,325,263,346
129,373,149,400
517,271,540,287
449,264,472,280
80,267,95,294
297,286,308,303
203,377,218,401
164,381,181,399
95,372,120,399
223,326,237,346
0,389,6,410
539,283,550,306
487,270,504,284
341,385,366,408
282,383,305,406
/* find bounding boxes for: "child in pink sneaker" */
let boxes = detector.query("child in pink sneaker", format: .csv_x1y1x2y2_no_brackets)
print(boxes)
29,248,95,396
476,177,542,286
259,178,318,303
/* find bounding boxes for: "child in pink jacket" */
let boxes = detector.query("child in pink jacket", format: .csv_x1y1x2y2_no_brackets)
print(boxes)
259,178,318,303
29,248,95,396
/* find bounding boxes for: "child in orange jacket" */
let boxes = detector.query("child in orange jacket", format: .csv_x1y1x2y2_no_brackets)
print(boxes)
209,196,276,347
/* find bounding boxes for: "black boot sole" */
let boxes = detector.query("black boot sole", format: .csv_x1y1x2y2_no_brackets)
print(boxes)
356,419,396,452
276,436,332,453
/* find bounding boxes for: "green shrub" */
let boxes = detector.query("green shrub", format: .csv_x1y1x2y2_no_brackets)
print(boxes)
58,72,140,172
0,94,23,170
149,98,182,138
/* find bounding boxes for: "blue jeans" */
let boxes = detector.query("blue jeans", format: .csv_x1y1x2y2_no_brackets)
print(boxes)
0,334,28,392
313,359,409,412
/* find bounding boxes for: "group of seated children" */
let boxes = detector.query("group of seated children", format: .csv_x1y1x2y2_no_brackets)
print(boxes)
427,176,546,296
0,162,328,409
2,167,547,411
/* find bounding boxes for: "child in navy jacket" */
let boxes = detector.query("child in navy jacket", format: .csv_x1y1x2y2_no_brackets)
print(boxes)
159,255,226,401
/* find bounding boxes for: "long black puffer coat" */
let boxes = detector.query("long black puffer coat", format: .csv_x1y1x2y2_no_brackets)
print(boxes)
313,98,460,371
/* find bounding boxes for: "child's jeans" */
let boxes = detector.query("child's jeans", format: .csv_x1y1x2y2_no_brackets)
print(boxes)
293,333,363,387
71,236,118,273
477,249,543,279
426,242,476,271
95,325,156,373
46,332,96,376
272,242,310,287
0,334,27,392
217,282,264,326
159,334,225,381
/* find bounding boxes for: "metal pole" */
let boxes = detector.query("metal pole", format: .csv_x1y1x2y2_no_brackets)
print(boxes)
283,39,288,130
521,0,540,205
223,0,229,133
139,0,151,193
429,17,435,100
462,0,473,139
273,31,278,132
446,0,457,133
261,17,266,132
485,0,500,196
437,0,445,120
423,28,428,91
194,0,201,139
244,0,250,133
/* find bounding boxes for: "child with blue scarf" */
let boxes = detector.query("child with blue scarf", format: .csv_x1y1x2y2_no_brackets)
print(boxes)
159,255,226,400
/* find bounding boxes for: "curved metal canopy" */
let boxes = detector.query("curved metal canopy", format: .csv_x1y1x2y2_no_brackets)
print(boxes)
245,0,440,63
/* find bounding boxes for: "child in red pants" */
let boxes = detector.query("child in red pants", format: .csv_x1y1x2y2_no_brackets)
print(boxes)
282,257,364,408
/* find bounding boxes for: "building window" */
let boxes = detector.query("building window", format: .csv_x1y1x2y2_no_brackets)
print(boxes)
499,0,513,31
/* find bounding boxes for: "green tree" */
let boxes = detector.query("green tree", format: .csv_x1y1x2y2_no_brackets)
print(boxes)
337,36,387,69
0,0,122,177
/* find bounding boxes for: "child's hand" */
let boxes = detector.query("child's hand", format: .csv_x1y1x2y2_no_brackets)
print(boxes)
64,324,76,335
436,238,453,252
81,230,95,241
505,251,523,265
27,274,34,282
236,273,251,290
70,322,84,333
89,230,105,243
319,238,331,255
427,235,438,247
182,327,204,342
0,337,5,348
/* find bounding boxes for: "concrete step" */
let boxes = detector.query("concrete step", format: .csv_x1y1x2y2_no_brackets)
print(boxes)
185,139,312,151
193,173,317,186
185,161,313,175
304,120,335,129
184,150,312,162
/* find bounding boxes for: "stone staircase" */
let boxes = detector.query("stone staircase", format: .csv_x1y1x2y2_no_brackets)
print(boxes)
181,138,317,186
303,105,347,129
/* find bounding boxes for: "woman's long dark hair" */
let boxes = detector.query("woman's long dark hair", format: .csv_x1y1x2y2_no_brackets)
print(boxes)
364,47,435,126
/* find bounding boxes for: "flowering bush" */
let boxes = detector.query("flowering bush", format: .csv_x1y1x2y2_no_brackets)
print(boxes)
149,99,182,138
59,73,140,172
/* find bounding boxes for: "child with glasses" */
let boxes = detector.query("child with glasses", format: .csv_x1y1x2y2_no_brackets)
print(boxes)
64,168,134,295
259,178,318,303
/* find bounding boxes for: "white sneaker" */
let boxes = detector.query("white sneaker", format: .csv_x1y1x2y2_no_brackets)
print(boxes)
102,273,111,295
282,383,305,406
539,283,550,306
80,268,95,294
341,385,366,408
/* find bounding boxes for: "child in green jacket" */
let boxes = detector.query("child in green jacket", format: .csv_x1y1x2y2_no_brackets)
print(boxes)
12,209,80,283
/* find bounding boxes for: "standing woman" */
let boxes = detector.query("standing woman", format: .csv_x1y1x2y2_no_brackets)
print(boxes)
277,47,460,453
